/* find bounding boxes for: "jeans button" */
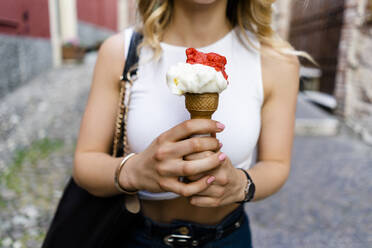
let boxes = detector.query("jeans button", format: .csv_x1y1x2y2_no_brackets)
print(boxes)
178,226,190,235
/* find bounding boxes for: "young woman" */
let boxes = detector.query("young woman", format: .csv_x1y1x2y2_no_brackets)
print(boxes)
73,0,299,247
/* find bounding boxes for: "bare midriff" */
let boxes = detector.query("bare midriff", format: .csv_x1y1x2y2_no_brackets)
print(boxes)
141,197,240,225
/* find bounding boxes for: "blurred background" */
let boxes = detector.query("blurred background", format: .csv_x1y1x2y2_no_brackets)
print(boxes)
0,0,371,247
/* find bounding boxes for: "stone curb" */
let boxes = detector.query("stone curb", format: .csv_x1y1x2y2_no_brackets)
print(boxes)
295,94,340,136
295,118,340,136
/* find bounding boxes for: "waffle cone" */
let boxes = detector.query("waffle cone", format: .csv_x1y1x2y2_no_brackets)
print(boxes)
185,93,219,119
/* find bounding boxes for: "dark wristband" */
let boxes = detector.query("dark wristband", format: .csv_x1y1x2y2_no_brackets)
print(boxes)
236,168,255,203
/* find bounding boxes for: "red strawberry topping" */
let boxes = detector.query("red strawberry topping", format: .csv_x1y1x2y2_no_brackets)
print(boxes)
186,48,228,80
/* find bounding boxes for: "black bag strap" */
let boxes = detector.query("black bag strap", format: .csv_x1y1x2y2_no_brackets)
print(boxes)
112,30,143,157
121,30,143,81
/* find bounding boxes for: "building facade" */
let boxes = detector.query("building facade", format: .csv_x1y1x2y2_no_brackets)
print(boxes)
0,0,52,98
273,0,292,39
0,0,134,98
77,0,119,47
334,0,372,143
275,0,372,144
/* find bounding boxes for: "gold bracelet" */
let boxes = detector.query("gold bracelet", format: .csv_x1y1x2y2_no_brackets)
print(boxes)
114,153,138,195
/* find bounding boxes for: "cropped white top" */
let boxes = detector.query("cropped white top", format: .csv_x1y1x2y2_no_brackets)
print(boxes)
124,27,263,200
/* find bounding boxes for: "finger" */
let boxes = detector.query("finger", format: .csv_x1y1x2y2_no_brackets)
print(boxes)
177,152,226,177
187,161,229,184
187,160,228,183
207,164,229,186
160,119,225,142
194,184,224,198
189,196,222,208
153,137,219,161
159,176,212,197
186,173,205,181
185,152,215,181
172,137,220,158
184,151,215,161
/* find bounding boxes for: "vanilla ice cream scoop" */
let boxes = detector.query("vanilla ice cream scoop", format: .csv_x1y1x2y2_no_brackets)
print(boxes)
166,62,228,95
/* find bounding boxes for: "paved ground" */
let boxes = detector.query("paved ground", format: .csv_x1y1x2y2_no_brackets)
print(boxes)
248,128,372,248
0,54,94,247
0,53,371,247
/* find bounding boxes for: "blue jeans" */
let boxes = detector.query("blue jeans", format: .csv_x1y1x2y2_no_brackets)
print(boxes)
126,205,253,248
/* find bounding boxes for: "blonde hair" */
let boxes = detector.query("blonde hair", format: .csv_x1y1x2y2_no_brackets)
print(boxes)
136,0,308,61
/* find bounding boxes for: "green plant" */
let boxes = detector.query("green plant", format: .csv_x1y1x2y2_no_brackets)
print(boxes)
0,138,64,193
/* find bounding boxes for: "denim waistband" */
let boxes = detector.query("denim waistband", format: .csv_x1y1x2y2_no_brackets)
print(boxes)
139,205,245,243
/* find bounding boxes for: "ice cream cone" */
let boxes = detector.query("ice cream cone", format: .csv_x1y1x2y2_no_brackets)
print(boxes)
185,93,219,119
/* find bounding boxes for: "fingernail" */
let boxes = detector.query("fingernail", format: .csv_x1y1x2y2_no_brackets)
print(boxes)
216,122,225,131
207,176,215,184
218,153,226,161
219,142,223,148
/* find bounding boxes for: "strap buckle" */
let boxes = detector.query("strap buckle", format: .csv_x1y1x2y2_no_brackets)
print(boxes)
126,68,138,85
119,69,137,84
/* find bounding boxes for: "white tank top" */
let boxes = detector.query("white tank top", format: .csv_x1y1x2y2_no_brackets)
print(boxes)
124,27,263,200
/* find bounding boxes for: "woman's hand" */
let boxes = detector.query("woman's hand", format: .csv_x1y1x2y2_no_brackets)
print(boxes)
185,152,247,207
120,119,226,197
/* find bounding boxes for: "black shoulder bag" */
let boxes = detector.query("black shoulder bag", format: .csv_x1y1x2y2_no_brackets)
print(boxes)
42,31,143,248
